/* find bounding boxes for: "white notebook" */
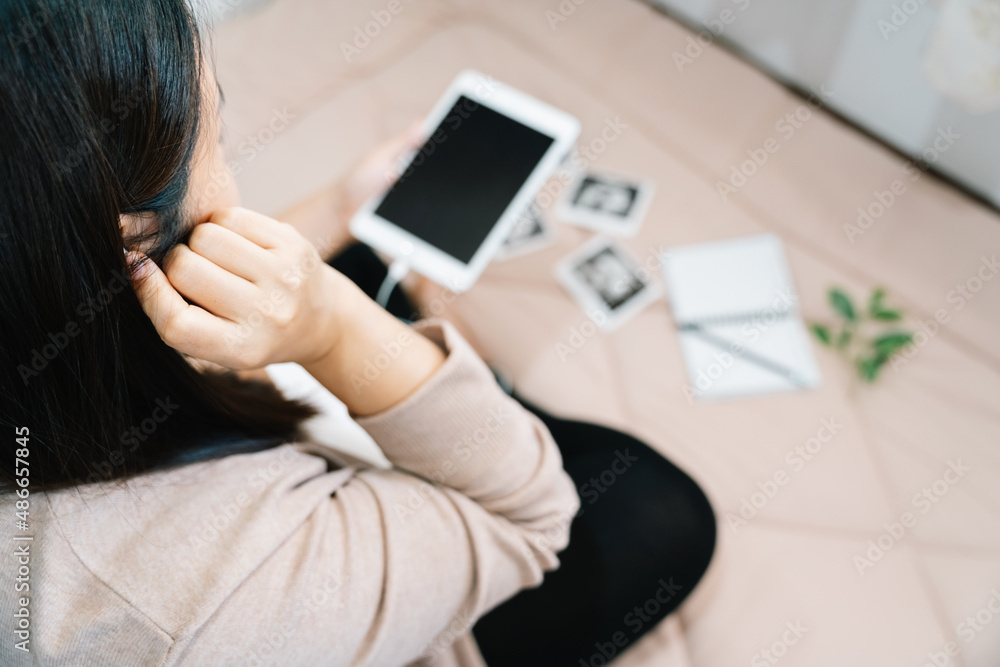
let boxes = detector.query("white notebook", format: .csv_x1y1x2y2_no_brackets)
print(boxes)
660,234,821,401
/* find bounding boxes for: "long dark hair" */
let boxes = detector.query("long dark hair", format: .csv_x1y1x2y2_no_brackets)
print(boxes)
0,0,315,492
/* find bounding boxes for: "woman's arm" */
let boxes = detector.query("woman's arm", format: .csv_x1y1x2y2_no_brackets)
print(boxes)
300,274,446,416
161,319,579,666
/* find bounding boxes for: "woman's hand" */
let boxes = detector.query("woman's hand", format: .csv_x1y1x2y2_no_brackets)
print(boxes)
130,205,446,415
130,207,358,371
336,121,426,223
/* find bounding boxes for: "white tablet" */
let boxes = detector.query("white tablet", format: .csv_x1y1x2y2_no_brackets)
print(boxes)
349,70,580,292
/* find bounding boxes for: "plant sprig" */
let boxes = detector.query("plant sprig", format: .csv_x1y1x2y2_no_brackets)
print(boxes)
810,287,912,383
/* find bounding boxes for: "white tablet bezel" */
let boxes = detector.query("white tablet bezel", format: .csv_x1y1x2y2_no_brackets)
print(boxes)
349,70,580,293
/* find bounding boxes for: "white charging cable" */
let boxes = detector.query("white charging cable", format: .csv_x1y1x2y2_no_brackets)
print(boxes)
375,259,410,309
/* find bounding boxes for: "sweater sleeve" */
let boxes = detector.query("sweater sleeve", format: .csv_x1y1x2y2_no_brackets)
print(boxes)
167,319,580,666
342,319,580,664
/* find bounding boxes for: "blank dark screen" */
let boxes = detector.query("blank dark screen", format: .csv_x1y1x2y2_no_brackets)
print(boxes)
374,95,555,264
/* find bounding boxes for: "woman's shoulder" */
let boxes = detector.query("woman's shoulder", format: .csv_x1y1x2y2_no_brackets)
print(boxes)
3,444,357,654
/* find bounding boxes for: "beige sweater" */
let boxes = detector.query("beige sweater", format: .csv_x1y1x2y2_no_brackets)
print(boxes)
0,321,580,666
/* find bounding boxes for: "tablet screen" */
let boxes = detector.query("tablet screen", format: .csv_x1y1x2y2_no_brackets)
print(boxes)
374,95,555,264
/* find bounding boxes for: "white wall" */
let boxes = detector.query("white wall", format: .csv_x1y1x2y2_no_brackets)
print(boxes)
648,0,1000,208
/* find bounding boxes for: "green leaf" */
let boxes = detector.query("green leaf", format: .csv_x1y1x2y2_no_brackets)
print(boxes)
869,287,904,321
856,354,887,383
836,329,852,350
811,324,832,345
874,332,913,356
868,288,886,317
829,288,856,322
872,309,902,321
856,357,874,382
872,352,890,377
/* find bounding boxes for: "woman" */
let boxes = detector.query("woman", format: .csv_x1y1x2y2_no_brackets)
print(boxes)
0,1,715,665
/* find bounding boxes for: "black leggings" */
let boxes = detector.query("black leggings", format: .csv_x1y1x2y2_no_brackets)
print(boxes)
329,244,717,667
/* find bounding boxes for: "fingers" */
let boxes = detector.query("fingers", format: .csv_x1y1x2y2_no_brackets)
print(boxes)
375,121,428,186
374,121,426,162
128,207,322,371
127,251,234,361
391,121,427,162
162,244,258,322
209,207,288,249
188,221,273,282
396,120,427,153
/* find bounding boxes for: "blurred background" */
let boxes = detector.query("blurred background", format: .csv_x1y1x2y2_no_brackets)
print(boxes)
650,0,1000,208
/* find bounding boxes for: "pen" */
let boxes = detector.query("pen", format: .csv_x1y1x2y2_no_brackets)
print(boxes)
678,322,809,389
